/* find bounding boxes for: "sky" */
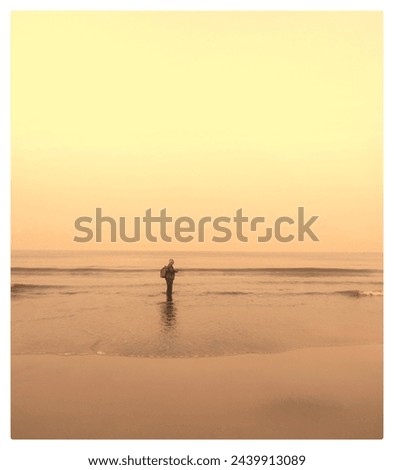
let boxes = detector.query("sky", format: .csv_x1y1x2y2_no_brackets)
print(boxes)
11,11,382,251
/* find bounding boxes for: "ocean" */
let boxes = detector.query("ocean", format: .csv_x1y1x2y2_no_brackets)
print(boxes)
11,251,383,358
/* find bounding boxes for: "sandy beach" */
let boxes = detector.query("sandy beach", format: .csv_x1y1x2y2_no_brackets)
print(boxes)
12,344,382,439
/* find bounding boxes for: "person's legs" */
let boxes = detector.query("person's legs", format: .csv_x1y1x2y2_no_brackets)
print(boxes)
166,279,173,300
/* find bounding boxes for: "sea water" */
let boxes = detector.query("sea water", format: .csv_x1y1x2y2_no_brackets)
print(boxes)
11,251,383,358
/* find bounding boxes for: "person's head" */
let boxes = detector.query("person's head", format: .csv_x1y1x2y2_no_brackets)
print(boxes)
168,259,174,265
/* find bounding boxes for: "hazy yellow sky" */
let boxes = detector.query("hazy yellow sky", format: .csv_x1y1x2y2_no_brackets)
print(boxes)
11,11,382,251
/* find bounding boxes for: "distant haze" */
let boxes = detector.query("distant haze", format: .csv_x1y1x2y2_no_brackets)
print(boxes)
11,12,382,251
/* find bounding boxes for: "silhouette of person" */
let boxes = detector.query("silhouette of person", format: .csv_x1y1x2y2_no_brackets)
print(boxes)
165,258,178,301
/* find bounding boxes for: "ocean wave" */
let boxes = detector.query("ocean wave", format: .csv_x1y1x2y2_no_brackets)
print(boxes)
203,291,253,296
11,283,69,291
200,289,383,298
11,283,86,296
11,283,383,299
11,266,382,276
292,290,383,297
335,290,383,297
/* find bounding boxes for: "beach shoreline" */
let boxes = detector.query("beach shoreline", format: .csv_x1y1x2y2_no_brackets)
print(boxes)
11,344,383,439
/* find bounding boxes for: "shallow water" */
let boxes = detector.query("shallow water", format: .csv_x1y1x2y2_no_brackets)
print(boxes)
11,251,383,357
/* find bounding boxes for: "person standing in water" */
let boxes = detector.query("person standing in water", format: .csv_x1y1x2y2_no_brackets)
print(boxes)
164,258,178,301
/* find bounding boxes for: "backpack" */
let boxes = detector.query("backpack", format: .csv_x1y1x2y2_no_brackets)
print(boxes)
160,266,167,278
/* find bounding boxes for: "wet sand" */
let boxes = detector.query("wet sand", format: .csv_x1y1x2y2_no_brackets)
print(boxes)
11,345,382,439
